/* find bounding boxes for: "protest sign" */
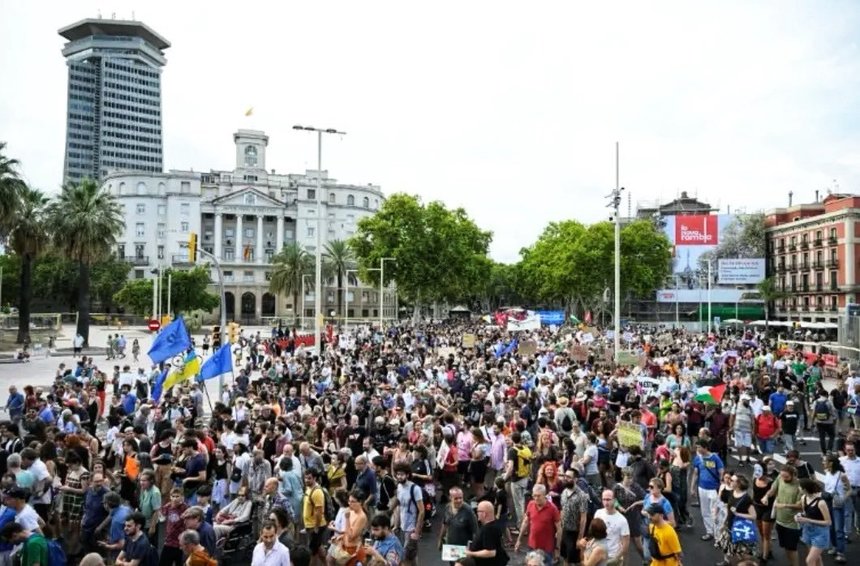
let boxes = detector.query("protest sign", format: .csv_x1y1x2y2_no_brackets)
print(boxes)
617,422,644,448
462,333,476,348
517,340,537,356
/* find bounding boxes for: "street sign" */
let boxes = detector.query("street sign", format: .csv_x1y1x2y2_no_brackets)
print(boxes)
148,319,161,331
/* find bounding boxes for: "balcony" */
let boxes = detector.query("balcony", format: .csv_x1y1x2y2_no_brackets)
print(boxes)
812,261,824,270
800,241,810,250
830,282,839,291
788,264,799,272
776,264,787,273
788,243,797,251
777,243,786,253
815,283,823,292
815,305,824,312
125,256,149,266
827,259,840,268
800,262,810,270
830,304,838,312
172,254,193,265
828,236,838,245
814,238,823,247
800,284,809,292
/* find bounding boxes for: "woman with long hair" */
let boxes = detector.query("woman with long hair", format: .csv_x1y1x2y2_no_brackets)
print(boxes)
613,467,646,561
796,479,832,566
469,427,490,500
752,463,775,562
670,445,692,527
577,516,609,566
535,460,564,509
716,473,758,565
822,455,850,563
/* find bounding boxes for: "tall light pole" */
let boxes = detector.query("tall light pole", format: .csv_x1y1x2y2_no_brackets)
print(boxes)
379,257,395,329
607,142,623,361
293,125,346,356
301,274,313,330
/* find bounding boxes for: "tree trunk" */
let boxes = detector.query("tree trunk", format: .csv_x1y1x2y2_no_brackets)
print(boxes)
77,261,91,346
337,271,343,323
16,253,32,344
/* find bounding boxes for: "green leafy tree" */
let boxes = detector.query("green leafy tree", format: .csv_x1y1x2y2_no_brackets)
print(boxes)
269,244,314,326
91,255,132,313
48,179,124,344
350,194,492,315
31,254,78,310
112,279,153,317
518,220,589,310
0,142,24,239
324,239,354,319
8,188,50,343
164,266,220,316
484,261,526,311
0,255,21,312
114,266,220,317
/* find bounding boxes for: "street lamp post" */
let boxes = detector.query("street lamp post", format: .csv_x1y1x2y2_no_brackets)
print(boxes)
301,274,313,331
379,257,396,329
607,142,623,362
293,125,346,356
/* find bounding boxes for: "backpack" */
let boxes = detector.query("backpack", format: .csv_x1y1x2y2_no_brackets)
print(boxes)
513,446,532,479
46,538,67,566
648,526,671,560
309,487,337,523
813,400,830,423
560,411,574,433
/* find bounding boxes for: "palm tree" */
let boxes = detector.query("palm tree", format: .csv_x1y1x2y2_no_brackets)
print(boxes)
9,187,50,344
48,179,124,345
0,142,24,239
269,243,314,326
324,239,355,321
757,276,787,332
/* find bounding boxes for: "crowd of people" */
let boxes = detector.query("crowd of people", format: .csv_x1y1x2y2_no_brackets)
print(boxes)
0,322,858,566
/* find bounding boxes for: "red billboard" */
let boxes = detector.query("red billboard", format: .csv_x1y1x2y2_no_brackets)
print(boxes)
674,215,718,246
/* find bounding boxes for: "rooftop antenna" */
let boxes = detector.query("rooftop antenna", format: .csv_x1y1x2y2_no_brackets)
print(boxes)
788,190,793,206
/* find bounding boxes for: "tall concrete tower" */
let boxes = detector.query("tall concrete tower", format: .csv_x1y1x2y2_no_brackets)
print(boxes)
58,18,170,183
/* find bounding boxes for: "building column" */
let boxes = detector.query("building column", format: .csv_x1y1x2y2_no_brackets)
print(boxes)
214,212,223,259
276,215,285,253
235,214,243,263
257,215,264,264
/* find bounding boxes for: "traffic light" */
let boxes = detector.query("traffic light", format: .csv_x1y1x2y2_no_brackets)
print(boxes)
228,322,240,344
188,232,198,263
211,325,221,348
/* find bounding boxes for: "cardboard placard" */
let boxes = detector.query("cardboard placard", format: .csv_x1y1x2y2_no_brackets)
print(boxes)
437,347,456,358
570,344,589,362
462,333,476,348
617,421,644,448
517,340,537,356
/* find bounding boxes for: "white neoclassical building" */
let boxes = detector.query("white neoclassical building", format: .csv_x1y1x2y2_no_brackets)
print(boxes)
103,129,390,323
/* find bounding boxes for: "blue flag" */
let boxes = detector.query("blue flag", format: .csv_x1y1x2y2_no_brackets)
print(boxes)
147,316,192,364
151,368,169,403
198,344,233,382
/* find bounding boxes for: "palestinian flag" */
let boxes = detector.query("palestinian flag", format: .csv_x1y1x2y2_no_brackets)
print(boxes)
694,383,726,405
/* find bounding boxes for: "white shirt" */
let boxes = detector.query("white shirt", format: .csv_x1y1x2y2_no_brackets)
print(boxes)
28,459,52,505
118,371,135,390
15,505,41,532
594,509,630,559
251,540,291,566
840,455,860,487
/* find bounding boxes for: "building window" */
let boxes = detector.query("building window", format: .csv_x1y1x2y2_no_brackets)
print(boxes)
137,182,147,195
136,203,146,215
244,270,254,282
224,249,235,260
244,193,256,205
157,223,165,239
307,226,315,238
830,270,838,289
362,309,369,317
307,188,316,200
363,196,369,208
157,245,164,259
264,271,272,281
244,228,255,239
181,221,189,232
329,192,336,204
374,199,379,209
225,228,235,238
830,227,837,240
135,269,144,279
180,181,191,193
134,244,145,259
224,270,234,282
181,203,190,216
244,145,258,167
117,244,125,259
135,223,145,237
347,194,355,206
158,204,166,216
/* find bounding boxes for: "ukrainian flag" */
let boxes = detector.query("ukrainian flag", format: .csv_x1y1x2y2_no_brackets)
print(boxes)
162,351,201,392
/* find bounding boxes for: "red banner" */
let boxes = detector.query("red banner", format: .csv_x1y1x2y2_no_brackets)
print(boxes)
675,215,718,246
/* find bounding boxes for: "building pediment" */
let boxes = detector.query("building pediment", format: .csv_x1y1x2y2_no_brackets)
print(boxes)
210,187,285,210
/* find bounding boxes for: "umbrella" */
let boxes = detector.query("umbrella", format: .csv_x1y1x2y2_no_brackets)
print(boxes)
695,383,726,405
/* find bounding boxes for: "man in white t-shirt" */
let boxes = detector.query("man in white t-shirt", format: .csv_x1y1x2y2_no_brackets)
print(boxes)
4,487,42,533
19,449,51,519
593,489,629,565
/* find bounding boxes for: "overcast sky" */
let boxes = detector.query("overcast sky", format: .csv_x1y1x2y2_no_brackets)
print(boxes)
2,1,860,262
